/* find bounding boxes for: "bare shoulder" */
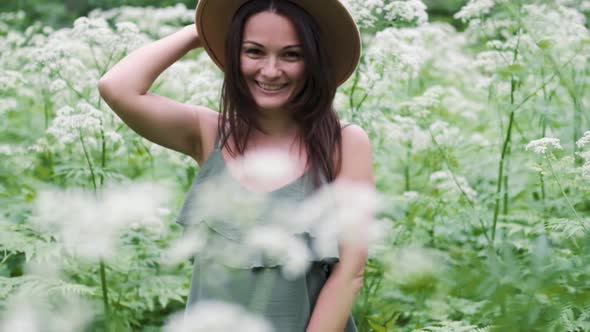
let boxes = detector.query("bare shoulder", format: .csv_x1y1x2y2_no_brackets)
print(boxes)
337,123,374,184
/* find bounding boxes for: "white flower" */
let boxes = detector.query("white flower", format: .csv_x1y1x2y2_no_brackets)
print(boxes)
104,130,122,143
164,300,273,332
245,226,312,279
341,0,385,29
46,103,103,145
454,0,496,22
428,120,462,146
32,183,170,260
430,170,478,201
576,131,590,148
525,137,563,155
48,79,67,93
366,27,428,78
0,97,17,114
384,247,442,288
161,230,207,266
0,294,93,332
403,191,419,201
235,149,298,189
384,0,428,25
294,181,380,259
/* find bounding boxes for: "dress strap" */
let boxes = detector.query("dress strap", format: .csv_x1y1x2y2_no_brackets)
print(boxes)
214,128,222,150
341,123,353,130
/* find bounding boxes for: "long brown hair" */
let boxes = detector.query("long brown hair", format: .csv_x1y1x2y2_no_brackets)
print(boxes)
218,0,344,188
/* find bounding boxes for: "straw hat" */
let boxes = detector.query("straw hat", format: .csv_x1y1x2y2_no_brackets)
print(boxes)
194,0,361,87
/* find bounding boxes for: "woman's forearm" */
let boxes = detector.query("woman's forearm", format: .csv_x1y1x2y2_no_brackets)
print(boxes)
99,24,201,96
306,265,363,332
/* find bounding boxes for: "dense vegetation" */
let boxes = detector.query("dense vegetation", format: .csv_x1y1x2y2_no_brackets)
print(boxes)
1,0,590,331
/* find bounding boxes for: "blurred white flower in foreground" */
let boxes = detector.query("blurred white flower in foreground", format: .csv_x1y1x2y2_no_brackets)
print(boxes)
0,293,93,332
525,137,563,155
233,148,298,190
161,230,207,266
288,180,382,259
245,226,312,280
32,183,170,260
164,300,273,332
383,247,443,291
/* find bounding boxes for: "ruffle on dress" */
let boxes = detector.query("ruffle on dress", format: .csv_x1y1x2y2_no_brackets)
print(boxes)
175,171,340,269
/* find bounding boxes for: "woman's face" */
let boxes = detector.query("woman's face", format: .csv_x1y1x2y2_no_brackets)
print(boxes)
240,11,305,113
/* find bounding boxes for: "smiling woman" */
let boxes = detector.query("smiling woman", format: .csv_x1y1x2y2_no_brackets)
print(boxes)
98,0,372,331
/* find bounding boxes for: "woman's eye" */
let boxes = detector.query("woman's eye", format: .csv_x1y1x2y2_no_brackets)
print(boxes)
285,52,302,59
245,49,262,55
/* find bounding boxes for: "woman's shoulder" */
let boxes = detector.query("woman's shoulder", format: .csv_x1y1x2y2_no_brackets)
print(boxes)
336,121,372,181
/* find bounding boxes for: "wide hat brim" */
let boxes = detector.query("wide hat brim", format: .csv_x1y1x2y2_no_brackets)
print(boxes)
195,0,361,87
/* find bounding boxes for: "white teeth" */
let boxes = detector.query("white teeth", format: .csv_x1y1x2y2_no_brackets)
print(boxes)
257,81,286,91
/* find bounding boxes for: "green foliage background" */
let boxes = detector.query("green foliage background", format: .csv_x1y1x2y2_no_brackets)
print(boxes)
1,0,590,331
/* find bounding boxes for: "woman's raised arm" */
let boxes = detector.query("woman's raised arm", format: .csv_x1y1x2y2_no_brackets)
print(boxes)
98,24,217,163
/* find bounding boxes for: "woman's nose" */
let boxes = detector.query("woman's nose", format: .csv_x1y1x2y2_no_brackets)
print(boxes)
260,57,281,78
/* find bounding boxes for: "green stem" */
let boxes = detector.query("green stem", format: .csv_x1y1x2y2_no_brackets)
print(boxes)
546,158,587,231
491,110,515,242
404,142,411,191
99,260,111,331
100,126,106,186
79,130,97,192
502,142,511,216
572,94,583,165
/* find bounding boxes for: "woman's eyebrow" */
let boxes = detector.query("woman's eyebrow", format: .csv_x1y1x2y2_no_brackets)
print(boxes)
243,40,302,49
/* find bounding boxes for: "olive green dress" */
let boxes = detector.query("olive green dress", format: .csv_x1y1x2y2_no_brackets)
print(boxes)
176,132,358,332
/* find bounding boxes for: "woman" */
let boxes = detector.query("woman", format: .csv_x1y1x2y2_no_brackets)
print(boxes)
98,0,373,331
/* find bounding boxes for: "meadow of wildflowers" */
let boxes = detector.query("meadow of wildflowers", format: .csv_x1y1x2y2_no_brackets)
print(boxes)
1,0,590,331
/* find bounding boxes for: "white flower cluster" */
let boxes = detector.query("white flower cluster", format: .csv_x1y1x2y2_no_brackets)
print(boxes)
89,4,193,38
47,103,103,145
0,144,24,156
341,0,385,29
473,50,514,73
454,0,496,22
430,170,478,201
577,131,590,179
164,300,273,332
521,4,589,70
556,0,590,11
428,120,462,147
0,70,25,93
399,85,445,118
365,27,429,80
0,97,18,115
383,247,442,287
32,183,171,260
380,115,429,150
577,131,590,148
159,52,223,107
245,226,312,280
0,294,93,332
525,137,563,155
384,0,428,26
